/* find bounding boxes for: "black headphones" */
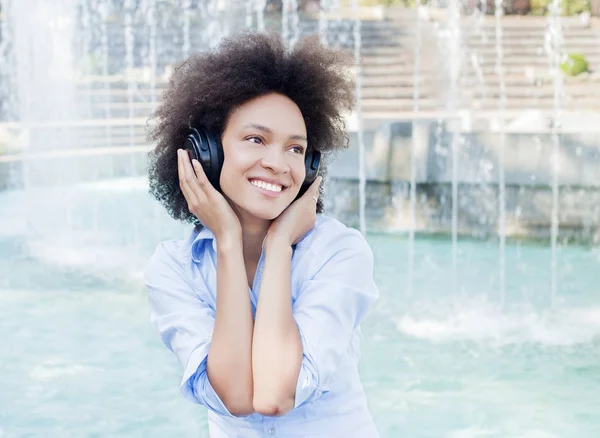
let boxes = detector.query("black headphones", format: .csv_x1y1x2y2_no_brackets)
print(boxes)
184,127,321,200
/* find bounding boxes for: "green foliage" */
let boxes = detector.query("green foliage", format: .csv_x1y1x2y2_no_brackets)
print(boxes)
530,0,591,15
560,53,589,76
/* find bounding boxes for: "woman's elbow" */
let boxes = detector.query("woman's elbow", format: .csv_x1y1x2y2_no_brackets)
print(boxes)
211,378,254,416
225,401,255,417
253,395,294,417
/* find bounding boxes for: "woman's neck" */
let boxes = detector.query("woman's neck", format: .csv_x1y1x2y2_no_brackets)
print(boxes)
239,216,271,263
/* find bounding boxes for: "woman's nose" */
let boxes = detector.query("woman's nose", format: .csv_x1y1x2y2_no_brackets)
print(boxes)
260,146,288,173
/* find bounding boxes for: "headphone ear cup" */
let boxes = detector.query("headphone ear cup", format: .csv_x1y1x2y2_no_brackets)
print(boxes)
296,149,321,200
305,149,321,183
201,128,224,192
184,127,202,165
184,127,224,192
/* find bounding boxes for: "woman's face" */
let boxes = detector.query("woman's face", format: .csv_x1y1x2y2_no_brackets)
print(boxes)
219,92,308,222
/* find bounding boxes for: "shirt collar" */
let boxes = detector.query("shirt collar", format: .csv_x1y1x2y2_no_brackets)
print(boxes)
189,219,315,263
191,226,217,262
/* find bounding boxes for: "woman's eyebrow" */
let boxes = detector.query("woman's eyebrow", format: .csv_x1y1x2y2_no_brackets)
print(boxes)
242,123,307,142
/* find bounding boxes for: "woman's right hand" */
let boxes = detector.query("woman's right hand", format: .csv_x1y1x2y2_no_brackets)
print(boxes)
177,148,241,242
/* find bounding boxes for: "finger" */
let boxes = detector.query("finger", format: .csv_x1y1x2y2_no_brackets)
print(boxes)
191,159,212,190
313,176,322,193
179,150,209,197
309,176,322,201
178,149,202,206
180,148,213,194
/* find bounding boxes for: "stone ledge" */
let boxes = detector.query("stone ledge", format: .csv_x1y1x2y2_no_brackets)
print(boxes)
324,178,600,243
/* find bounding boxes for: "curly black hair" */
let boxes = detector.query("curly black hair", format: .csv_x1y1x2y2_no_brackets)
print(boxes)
147,30,356,226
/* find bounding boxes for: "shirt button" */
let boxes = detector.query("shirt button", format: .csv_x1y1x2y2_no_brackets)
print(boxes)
268,428,276,435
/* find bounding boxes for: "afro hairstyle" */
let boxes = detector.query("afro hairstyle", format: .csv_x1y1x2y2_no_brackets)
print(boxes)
147,30,356,227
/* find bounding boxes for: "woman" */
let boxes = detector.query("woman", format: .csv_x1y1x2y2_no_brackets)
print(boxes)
144,31,380,437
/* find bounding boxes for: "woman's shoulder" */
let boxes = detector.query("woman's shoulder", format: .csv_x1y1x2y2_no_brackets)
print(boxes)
146,228,199,270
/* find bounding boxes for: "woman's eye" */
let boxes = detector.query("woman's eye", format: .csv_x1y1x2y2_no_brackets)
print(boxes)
292,146,305,154
247,136,263,144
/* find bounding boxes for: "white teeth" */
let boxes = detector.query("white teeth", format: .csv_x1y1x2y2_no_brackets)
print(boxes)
250,179,282,193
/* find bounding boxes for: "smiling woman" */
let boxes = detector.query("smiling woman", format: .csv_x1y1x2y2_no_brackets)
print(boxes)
144,30,380,438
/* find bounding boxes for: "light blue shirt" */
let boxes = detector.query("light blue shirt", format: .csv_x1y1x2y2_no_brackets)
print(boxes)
144,214,380,438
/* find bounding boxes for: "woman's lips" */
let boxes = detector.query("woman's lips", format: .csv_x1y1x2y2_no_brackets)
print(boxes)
249,180,285,198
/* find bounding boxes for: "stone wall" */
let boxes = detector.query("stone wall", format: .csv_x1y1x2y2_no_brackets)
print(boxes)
324,118,600,242
324,178,600,243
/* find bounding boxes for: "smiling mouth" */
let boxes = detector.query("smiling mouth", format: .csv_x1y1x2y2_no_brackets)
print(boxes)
248,178,285,194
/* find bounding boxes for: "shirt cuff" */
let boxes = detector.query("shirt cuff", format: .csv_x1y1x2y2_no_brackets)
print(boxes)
180,344,251,418
293,326,328,409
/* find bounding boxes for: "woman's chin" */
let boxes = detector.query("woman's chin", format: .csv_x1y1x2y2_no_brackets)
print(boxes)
240,203,286,222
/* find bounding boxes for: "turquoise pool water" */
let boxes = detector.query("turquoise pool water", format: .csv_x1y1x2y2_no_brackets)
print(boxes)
1,179,599,437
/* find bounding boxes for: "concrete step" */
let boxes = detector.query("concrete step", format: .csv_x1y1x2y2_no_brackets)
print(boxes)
360,54,417,65
361,97,600,111
472,56,600,66
372,56,600,69
360,53,600,67
467,40,600,48
76,89,161,104
361,87,439,99
363,84,600,99
70,81,600,109
465,46,600,55
74,135,148,147
76,80,170,91
360,73,600,87
463,30,600,38
359,46,600,60
83,104,155,119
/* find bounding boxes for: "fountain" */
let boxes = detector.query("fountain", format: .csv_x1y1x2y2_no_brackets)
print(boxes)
1,0,600,436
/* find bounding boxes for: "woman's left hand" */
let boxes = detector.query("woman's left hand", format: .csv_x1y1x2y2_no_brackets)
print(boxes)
266,176,322,247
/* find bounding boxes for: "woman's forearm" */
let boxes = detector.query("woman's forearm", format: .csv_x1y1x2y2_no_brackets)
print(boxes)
252,237,303,416
207,234,255,416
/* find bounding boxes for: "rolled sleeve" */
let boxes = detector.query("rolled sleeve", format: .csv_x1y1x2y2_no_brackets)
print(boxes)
186,348,242,417
292,233,379,409
144,241,243,418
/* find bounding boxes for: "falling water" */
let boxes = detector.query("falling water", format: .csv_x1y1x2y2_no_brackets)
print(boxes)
289,0,300,48
10,0,79,232
0,0,12,288
547,0,564,308
282,0,289,43
148,0,160,241
0,0,12,121
99,0,112,146
255,0,266,31
123,0,135,153
318,0,329,44
246,0,266,30
352,0,365,236
408,4,424,298
198,0,229,50
123,0,139,245
495,0,506,307
245,0,253,28
182,0,192,59
147,0,158,114
80,0,92,120
11,0,78,165
447,0,462,294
